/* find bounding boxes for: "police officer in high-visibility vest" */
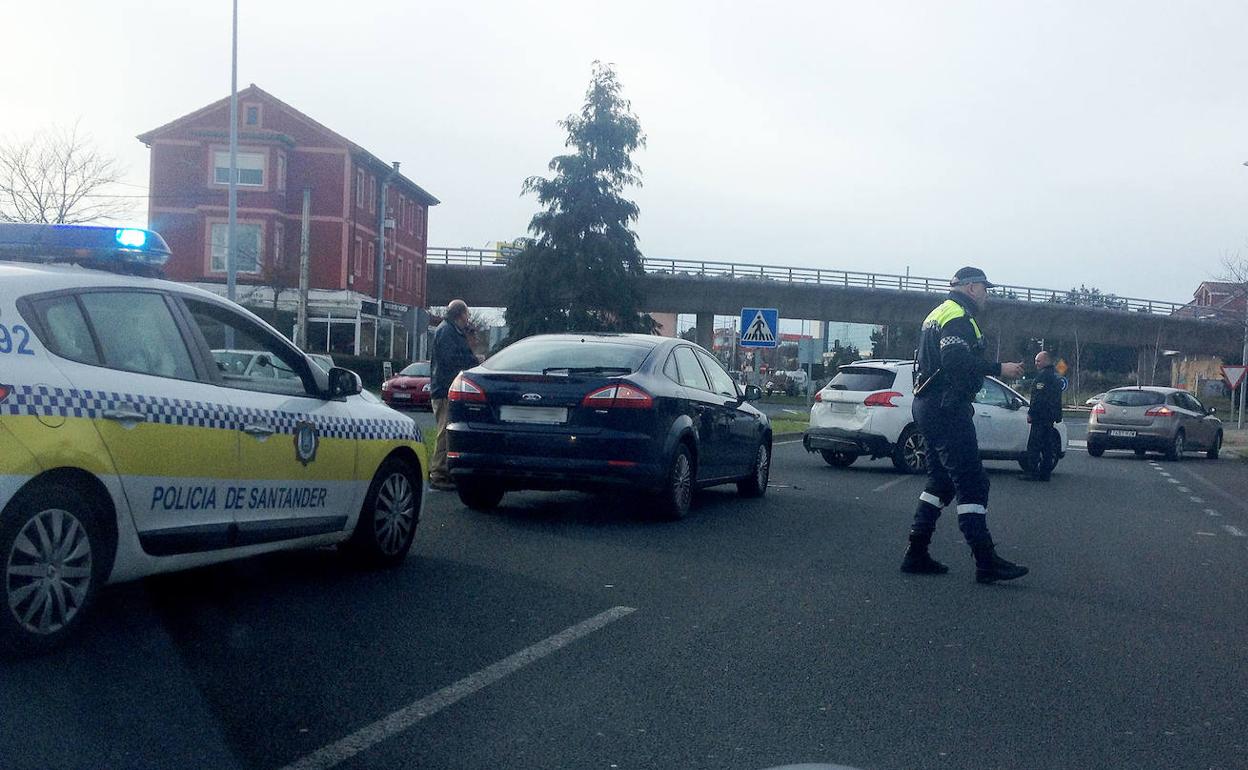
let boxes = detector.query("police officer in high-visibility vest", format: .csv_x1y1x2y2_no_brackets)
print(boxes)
900,267,1029,583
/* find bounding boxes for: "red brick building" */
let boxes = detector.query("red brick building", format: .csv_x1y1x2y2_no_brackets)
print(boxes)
138,85,439,359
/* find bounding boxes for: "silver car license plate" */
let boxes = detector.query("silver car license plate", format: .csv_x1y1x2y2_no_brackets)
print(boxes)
499,406,568,424
1109,429,1136,438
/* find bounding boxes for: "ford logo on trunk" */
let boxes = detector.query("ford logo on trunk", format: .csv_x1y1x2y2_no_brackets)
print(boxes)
521,393,542,401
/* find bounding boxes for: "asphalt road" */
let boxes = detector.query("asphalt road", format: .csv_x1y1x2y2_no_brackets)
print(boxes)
3,435,1246,770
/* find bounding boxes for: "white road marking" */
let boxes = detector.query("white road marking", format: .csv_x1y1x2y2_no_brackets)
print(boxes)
872,477,909,493
279,607,637,770
1069,439,1087,448
1224,525,1246,537
1166,478,1181,484
1205,509,1221,517
775,439,804,446
1189,497,1204,504
1196,532,1217,537
1177,486,1191,493
1158,472,1172,477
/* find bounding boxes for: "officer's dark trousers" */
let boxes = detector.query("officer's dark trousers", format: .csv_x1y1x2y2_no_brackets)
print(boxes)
1025,420,1059,478
910,397,991,544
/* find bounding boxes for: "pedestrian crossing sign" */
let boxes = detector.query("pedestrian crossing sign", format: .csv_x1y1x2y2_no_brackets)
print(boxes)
740,308,779,348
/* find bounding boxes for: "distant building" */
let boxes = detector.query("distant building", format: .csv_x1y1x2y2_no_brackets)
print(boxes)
138,84,439,359
1177,281,1245,322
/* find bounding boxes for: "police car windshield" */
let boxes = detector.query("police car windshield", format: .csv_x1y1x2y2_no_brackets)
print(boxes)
400,362,431,377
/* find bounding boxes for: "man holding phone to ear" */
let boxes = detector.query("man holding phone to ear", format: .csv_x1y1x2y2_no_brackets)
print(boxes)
900,267,1030,584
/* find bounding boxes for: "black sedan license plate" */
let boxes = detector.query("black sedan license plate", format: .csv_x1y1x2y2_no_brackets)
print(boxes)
499,406,568,425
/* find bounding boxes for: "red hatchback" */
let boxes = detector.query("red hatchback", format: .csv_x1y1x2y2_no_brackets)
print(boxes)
382,361,433,409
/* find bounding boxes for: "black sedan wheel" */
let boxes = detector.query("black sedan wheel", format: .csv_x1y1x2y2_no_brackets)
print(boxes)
737,442,770,497
657,444,695,520
458,483,505,512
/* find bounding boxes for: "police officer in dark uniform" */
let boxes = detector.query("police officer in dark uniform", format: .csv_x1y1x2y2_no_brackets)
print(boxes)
1021,351,1062,482
899,267,1030,584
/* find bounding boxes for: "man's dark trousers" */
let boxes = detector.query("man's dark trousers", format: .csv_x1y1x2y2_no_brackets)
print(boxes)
1025,420,1059,479
911,397,991,544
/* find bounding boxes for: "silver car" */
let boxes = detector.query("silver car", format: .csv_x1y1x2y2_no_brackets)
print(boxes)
1088,386,1222,460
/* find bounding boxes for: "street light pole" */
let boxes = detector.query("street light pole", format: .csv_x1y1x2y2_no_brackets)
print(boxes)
226,0,239,302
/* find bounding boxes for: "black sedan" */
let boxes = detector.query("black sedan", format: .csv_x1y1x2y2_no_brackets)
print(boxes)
446,334,772,518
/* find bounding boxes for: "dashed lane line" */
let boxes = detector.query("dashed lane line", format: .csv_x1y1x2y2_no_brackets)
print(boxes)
1224,525,1246,538
1206,509,1222,517
872,476,909,493
279,606,637,770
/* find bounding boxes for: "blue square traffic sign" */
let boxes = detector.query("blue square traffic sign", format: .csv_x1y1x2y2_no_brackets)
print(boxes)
740,308,779,348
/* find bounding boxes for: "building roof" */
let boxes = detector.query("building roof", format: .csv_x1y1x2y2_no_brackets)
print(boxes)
137,84,440,206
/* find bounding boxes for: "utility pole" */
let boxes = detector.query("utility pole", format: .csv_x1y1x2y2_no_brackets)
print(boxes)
297,187,311,349
1240,290,1247,429
226,0,239,303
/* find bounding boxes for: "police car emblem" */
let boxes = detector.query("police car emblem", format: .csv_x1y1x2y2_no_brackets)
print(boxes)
294,421,319,466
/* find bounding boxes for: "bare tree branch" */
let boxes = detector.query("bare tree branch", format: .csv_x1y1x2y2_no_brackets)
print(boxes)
0,123,133,224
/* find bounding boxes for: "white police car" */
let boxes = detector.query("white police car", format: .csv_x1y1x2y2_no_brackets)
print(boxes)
0,224,426,655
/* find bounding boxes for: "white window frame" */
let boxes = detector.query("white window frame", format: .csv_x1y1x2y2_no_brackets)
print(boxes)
213,150,266,187
209,221,264,274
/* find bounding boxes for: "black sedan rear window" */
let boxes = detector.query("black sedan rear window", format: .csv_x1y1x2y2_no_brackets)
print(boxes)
483,337,652,373
1104,390,1165,407
828,367,897,391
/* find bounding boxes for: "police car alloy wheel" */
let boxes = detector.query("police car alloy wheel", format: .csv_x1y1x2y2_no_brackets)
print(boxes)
1,486,106,655
343,460,421,566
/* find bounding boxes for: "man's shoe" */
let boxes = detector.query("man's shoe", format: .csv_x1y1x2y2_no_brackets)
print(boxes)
900,534,949,575
971,540,1028,584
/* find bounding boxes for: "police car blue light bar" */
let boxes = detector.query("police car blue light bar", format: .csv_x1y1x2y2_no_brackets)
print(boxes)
0,223,171,272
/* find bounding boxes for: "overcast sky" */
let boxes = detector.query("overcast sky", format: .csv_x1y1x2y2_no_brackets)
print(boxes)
9,0,1248,304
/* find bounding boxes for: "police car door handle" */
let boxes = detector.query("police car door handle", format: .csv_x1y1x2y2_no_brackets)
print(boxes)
242,424,275,437
102,408,145,423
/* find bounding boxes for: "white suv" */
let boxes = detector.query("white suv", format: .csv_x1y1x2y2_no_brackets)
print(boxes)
803,360,1068,473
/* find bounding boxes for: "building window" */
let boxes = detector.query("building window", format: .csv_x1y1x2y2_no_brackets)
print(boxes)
356,169,366,208
213,150,265,187
368,181,376,214
397,255,404,289
244,104,261,126
367,242,376,278
276,153,287,191
210,222,263,273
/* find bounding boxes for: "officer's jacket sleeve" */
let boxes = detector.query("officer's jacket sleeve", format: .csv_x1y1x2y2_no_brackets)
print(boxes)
937,316,1001,388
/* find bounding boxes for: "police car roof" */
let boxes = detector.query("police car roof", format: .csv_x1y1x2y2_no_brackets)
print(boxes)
0,260,233,305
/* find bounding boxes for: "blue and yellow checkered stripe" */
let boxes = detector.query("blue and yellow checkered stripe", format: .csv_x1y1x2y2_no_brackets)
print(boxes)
1,384,420,443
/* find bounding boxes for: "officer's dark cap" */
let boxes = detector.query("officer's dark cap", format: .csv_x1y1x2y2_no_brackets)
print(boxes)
951,266,996,288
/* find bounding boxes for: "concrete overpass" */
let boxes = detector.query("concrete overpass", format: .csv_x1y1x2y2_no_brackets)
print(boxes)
426,249,1241,366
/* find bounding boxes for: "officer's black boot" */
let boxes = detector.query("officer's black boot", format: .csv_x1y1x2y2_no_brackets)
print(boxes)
970,539,1028,584
900,532,948,575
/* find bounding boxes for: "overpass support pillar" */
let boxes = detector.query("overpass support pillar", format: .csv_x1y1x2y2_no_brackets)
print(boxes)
1137,346,1154,386
695,312,714,351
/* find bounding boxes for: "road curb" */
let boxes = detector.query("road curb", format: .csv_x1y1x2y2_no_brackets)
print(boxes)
774,432,804,443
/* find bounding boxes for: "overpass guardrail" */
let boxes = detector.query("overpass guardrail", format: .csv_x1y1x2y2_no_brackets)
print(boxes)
427,247,1196,318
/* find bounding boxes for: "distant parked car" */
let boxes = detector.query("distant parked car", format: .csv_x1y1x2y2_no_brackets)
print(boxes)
1088,386,1222,460
1085,392,1107,407
804,360,1068,474
382,361,433,410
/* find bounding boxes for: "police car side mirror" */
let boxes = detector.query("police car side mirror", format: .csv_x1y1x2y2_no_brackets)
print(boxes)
328,367,362,399
743,385,762,402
